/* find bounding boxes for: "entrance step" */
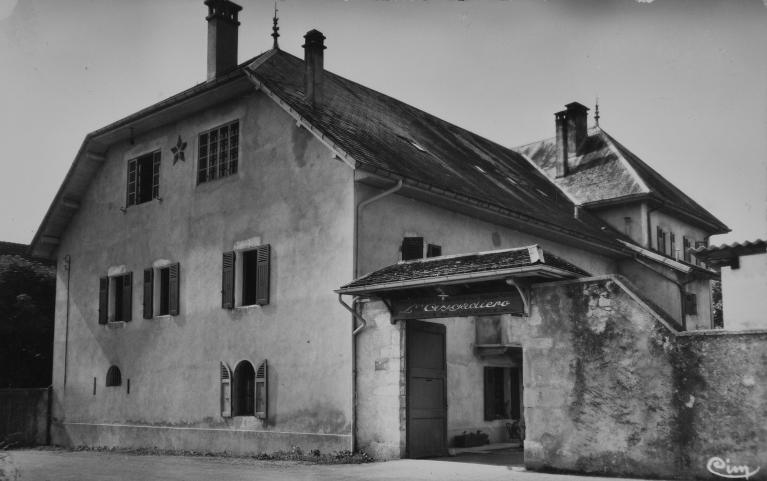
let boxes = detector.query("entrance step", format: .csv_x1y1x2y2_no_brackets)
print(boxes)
447,442,521,456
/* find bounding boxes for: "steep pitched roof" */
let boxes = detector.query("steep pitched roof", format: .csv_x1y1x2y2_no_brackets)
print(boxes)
515,126,729,234
246,50,623,250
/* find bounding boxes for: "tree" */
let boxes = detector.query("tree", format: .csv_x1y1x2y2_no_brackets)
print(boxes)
0,254,55,387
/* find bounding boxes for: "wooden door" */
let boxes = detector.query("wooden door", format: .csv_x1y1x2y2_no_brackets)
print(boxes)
406,320,447,458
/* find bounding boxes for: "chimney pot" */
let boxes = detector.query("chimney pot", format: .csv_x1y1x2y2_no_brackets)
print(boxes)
303,29,326,108
205,0,242,81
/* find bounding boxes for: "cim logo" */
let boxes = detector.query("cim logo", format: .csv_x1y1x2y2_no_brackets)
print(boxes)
707,457,761,480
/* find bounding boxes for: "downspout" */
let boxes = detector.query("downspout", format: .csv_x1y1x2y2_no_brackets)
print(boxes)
338,293,370,452
354,180,403,278
341,179,402,452
63,255,71,387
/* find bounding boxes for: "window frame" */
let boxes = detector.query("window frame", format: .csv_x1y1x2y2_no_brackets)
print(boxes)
222,244,271,309
483,365,522,422
143,263,180,319
197,119,240,185
99,272,132,324
126,150,161,207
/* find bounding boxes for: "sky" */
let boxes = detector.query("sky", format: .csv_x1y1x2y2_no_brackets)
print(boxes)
0,0,765,246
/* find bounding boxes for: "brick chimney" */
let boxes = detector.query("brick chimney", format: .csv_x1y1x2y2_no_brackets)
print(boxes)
303,30,326,108
205,0,242,81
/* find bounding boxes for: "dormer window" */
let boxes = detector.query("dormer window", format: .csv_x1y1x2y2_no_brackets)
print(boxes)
126,151,160,206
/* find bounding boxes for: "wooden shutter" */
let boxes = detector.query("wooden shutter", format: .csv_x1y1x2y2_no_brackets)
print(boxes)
670,234,676,259
151,151,161,200
683,237,691,262
401,237,424,261
483,366,495,421
222,251,235,309
98,276,109,324
255,245,271,306
168,262,180,316
143,268,153,319
122,272,133,322
126,159,137,206
426,243,442,258
220,362,232,418
255,360,268,419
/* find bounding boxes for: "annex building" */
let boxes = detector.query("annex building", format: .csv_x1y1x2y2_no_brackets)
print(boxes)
30,2,766,478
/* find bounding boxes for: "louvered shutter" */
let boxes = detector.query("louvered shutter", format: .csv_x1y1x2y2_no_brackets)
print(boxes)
126,159,137,206
255,245,271,306
122,272,133,322
483,366,495,421
401,237,424,261
143,268,153,319
220,362,232,418
151,151,161,200
169,262,180,316
222,251,235,309
98,276,109,324
255,360,268,419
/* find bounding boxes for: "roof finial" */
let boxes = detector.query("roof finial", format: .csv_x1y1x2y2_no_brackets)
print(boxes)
271,1,280,50
594,97,600,127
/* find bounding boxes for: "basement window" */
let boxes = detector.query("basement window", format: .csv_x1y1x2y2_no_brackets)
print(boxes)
198,120,239,184
126,151,160,206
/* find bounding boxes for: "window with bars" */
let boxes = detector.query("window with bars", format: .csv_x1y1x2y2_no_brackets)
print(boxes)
126,151,160,206
106,366,122,387
198,120,239,184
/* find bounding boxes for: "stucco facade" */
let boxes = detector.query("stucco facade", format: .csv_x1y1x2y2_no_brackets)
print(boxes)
51,91,356,453
720,253,767,331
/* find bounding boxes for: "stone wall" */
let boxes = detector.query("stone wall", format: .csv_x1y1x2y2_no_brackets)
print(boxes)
0,388,50,446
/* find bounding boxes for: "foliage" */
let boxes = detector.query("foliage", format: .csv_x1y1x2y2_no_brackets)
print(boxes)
0,254,55,387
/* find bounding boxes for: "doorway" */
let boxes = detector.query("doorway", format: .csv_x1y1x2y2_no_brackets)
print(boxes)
406,320,447,458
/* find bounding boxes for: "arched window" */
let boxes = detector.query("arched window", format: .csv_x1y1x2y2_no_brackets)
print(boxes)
106,366,122,387
233,361,255,416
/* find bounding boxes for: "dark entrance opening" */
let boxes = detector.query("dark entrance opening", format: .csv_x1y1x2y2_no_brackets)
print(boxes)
406,320,447,458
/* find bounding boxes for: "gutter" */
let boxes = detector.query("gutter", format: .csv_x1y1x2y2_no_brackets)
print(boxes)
354,180,404,278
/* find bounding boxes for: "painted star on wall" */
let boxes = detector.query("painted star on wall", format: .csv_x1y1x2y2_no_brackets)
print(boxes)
171,136,187,164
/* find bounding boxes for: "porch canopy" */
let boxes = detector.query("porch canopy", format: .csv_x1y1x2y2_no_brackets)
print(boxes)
337,245,590,319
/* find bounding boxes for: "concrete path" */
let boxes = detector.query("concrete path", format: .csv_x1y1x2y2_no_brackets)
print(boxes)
3,449,669,481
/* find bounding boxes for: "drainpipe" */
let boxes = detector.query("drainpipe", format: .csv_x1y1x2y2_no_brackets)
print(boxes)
63,255,71,387
338,293,370,452
354,180,403,278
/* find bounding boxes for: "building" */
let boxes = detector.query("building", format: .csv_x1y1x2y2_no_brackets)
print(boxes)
29,1,766,478
694,239,767,331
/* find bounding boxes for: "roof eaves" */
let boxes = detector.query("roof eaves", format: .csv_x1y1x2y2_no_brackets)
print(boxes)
336,264,579,295
618,239,718,276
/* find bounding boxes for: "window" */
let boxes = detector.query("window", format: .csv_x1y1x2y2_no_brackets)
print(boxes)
401,237,424,261
99,273,133,324
198,120,239,184
685,293,698,316
143,263,180,318
106,366,122,387
426,244,442,258
222,245,271,308
483,366,521,421
127,151,160,206
233,361,255,416
683,236,692,262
